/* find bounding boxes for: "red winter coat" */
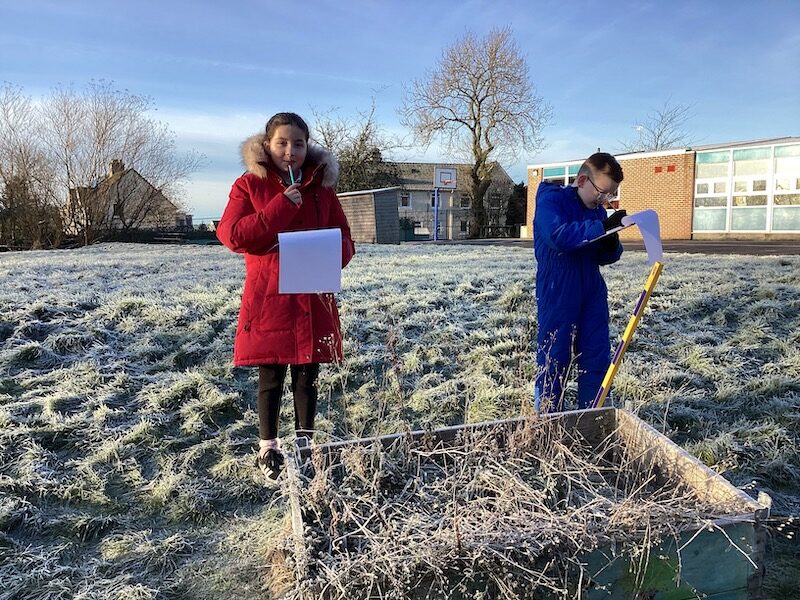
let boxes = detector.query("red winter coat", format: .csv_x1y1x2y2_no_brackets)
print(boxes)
216,134,355,366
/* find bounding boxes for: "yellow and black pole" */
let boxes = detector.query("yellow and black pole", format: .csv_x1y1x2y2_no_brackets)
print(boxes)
592,261,663,409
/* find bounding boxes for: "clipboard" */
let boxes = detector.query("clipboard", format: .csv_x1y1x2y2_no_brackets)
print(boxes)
278,228,342,293
588,222,634,242
587,209,663,264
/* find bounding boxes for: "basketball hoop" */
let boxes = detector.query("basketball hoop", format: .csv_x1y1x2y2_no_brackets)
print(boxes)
433,167,457,190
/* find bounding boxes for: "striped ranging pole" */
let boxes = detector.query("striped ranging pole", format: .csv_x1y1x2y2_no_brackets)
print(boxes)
593,261,664,409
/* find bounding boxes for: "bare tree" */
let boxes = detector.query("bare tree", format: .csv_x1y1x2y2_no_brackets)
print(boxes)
311,99,403,193
39,81,202,244
620,99,696,153
399,27,551,237
0,84,62,248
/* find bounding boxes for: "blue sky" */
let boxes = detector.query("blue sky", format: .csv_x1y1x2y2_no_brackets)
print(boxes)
2,0,798,219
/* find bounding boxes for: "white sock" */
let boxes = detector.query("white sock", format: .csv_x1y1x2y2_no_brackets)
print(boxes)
259,438,279,455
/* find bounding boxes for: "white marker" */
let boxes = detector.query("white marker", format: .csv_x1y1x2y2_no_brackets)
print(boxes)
288,165,295,185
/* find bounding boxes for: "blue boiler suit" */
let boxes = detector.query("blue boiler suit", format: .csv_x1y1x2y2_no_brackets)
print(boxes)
533,182,623,411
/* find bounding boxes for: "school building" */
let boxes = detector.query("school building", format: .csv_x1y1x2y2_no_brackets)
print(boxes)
525,137,800,240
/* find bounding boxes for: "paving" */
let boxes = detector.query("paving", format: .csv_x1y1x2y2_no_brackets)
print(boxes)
408,238,800,256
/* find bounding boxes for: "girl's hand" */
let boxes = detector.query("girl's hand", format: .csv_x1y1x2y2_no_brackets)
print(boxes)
283,184,302,206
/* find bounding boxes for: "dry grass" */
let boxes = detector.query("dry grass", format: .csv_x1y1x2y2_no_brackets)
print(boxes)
270,417,752,599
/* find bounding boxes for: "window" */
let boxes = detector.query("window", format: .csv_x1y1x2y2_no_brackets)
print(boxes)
773,145,800,231
489,192,502,208
400,192,410,207
541,163,581,185
696,151,730,178
732,195,767,207
543,166,565,179
695,142,800,233
775,194,800,206
694,197,727,207
693,209,726,231
732,193,767,231
693,154,729,231
728,149,769,231
567,164,579,185
543,165,566,184
773,207,800,231
733,147,770,177
460,220,468,232
430,192,437,207
460,194,471,208
732,208,767,230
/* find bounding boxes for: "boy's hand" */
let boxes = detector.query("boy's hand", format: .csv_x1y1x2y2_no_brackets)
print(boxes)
602,209,627,231
598,232,620,252
284,184,302,206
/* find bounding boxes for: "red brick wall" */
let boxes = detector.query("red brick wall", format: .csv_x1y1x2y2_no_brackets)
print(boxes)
525,151,696,241
525,168,544,235
616,152,695,241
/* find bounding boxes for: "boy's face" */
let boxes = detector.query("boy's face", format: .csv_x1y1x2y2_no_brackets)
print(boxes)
576,170,619,210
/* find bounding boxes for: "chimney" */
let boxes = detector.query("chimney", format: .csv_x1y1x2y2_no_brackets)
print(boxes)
110,159,124,176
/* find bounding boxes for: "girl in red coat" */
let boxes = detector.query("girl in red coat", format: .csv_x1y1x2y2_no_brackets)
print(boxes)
216,112,355,482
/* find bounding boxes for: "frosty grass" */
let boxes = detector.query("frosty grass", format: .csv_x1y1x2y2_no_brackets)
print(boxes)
0,243,798,597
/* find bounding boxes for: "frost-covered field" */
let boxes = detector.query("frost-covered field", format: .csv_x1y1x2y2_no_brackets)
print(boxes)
1,243,798,598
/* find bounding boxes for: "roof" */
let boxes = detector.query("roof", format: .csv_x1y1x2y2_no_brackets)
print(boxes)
337,186,401,197
390,161,512,191
689,136,800,152
528,136,800,169
71,167,179,212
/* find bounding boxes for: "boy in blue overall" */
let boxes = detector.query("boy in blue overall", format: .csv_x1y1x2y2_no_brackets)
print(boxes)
533,152,626,412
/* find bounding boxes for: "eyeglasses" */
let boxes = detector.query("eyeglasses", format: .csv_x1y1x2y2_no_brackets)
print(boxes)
586,175,618,202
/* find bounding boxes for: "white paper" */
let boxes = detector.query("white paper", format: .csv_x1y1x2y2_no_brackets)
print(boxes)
278,228,342,293
621,209,663,264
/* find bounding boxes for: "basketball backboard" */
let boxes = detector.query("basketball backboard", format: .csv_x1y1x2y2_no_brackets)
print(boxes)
434,167,457,189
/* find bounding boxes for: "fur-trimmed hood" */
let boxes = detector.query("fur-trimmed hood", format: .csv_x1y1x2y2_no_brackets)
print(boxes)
239,132,340,188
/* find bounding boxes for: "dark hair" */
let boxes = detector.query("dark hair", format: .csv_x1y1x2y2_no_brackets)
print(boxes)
578,152,624,183
265,112,310,141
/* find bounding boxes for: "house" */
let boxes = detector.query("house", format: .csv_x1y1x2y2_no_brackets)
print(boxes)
68,160,191,233
526,137,800,240
389,162,515,240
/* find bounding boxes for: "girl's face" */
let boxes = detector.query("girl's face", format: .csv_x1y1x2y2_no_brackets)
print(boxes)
265,124,308,174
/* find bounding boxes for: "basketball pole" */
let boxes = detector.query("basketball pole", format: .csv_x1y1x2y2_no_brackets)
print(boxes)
432,168,456,241
433,186,439,241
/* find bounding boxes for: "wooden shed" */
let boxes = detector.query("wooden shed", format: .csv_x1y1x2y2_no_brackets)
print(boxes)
337,187,401,244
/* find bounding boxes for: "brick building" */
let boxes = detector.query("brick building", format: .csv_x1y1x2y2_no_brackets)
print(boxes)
392,162,514,240
526,137,800,240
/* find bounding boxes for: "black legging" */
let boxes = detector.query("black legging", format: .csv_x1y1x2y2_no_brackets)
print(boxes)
257,364,319,440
